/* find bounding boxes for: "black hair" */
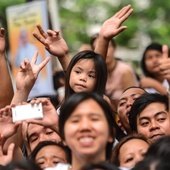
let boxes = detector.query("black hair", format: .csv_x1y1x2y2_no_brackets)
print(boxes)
132,156,170,170
53,70,65,91
80,161,119,170
129,93,168,132
30,141,70,163
2,159,42,170
64,50,107,100
59,92,116,162
141,43,162,78
145,135,170,158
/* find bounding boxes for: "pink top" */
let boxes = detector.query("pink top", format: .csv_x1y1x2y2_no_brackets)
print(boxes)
105,60,139,108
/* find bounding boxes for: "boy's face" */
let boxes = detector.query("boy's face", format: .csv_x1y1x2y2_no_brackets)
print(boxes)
136,102,170,143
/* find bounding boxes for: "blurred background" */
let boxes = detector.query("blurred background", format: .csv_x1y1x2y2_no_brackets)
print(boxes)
0,0,170,75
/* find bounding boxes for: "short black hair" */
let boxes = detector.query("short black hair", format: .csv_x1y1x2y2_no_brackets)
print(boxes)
145,135,170,158
81,161,119,170
133,156,170,170
129,93,168,132
3,159,42,170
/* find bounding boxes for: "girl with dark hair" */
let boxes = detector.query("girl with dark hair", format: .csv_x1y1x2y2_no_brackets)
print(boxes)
56,92,115,170
33,5,134,110
140,43,170,94
64,50,107,100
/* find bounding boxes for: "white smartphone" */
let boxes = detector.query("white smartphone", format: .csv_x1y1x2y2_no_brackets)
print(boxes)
12,103,43,122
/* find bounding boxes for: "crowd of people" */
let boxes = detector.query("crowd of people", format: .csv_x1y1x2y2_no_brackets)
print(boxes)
0,4,170,170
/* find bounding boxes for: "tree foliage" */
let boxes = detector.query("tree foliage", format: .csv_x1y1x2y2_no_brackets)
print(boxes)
0,0,170,55
57,0,170,54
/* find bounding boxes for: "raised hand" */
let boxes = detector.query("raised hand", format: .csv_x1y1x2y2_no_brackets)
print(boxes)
159,45,170,82
33,25,70,70
95,5,133,58
12,51,50,104
99,4,133,40
0,105,21,146
25,98,59,133
16,51,50,91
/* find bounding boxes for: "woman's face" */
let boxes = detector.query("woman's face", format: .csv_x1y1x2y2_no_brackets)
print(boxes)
69,59,97,93
35,145,67,169
119,139,149,168
64,99,113,160
144,50,162,74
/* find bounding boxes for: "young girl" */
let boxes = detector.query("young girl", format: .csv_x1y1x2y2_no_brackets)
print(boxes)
32,5,134,104
64,50,107,100
140,43,170,95
56,92,115,170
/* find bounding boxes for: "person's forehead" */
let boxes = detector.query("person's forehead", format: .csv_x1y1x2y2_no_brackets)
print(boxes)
28,124,44,135
138,102,167,118
40,145,63,153
70,99,104,115
120,88,145,100
145,49,162,55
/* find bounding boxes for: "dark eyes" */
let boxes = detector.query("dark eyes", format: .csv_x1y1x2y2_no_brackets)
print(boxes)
89,74,95,78
141,121,149,127
126,157,133,163
30,137,38,143
119,102,125,107
75,70,81,74
46,131,53,135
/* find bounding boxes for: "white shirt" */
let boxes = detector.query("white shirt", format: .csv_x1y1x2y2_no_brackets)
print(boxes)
44,163,70,170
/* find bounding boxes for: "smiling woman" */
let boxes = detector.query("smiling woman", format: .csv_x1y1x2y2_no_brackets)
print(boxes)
110,134,150,169
57,92,116,170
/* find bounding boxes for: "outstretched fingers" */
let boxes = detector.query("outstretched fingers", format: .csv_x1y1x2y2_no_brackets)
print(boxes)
162,45,169,59
33,25,47,45
36,24,48,38
37,57,50,72
113,4,133,22
30,51,39,65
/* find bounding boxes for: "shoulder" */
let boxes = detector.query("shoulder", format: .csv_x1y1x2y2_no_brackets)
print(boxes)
116,60,134,71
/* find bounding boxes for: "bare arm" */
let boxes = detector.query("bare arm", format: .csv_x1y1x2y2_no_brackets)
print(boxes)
140,77,167,95
0,28,13,108
33,25,70,71
95,5,133,59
